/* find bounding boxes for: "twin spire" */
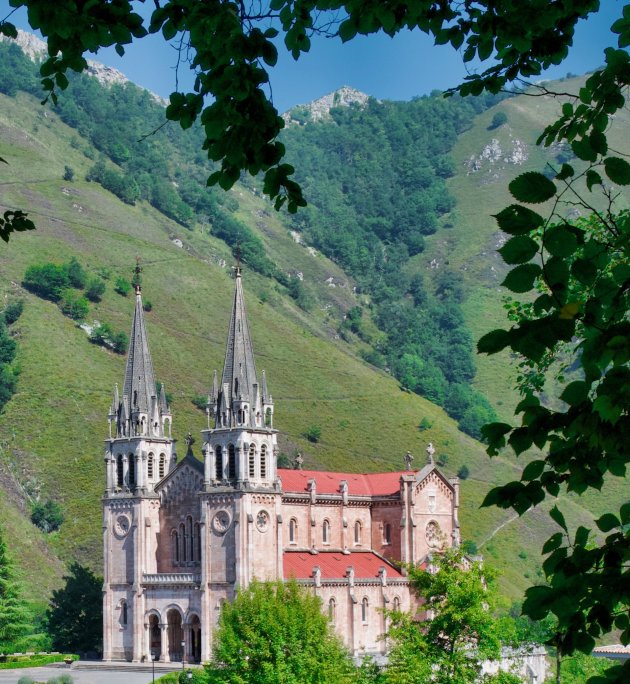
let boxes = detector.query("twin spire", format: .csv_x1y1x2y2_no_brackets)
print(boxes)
109,264,273,439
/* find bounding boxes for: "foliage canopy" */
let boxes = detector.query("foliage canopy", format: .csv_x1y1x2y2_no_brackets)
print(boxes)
205,579,355,684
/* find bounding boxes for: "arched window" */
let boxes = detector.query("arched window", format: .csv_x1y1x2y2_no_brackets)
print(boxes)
147,453,154,480
194,523,201,562
215,445,223,480
228,444,236,479
265,408,272,427
323,519,330,544
393,596,401,612
260,444,267,479
234,378,239,396
354,520,362,545
289,518,297,544
116,455,124,487
180,522,187,562
328,598,336,623
172,530,179,563
362,597,369,624
121,600,128,626
188,516,194,561
158,453,166,478
384,523,392,545
128,453,135,487
248,444,256,478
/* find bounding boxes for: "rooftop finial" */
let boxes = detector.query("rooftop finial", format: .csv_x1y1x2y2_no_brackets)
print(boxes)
132,256,143,294
185,431,195,457
404,450,414,471
234,242,242,277
426,442,435,466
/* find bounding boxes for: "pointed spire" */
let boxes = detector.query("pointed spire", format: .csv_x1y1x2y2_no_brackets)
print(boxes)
123,285,158,417
220,268,258,410
159,382,169,413
111,383,120,414
261,370,271,403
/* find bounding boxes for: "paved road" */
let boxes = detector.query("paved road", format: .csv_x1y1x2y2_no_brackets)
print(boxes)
0,665,161,684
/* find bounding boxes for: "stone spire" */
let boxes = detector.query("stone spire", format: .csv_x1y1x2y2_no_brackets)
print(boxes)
211,267,273,429
109,272,170,439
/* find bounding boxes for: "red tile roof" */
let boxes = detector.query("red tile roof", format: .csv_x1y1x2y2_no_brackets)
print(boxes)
278,468,412,496
284,551,404,580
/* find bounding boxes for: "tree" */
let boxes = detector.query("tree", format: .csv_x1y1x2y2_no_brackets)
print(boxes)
488,112,508,130
46,562,103,653
0,525,31,650
63,165,74,181
113,276,131,297
385,550,519,684
84,276,105,302
65,257,86,288
0,1,610,218
205,579,355,684
30,499,64,533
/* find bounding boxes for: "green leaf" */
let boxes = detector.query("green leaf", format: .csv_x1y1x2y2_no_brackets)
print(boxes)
498,235,539,264
338,20,357,43
477,329,510,354
502,264,542,293
560,381,589,406
115,43,125,57
620,502,630,525
522,459,545,481
604,156,630,185
595,513,620,532
585,169,602,191
494,205,544,235
509,172,557,204
542,532,563,553
544,224,578,257
555,163,574,181
549,505,568,532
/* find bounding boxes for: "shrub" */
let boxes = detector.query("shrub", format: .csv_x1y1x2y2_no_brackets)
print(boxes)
66,257,87,289
305,425,321,443
488,111,508,130
85,277,105,303
191,395,207,411
457,465,470,480
111,332,128,355
418,417,432,431
143,299,152,312
461,540,478,555
60,291,89,321
436,453,449,467
114,277,131,297
31,500,64,533
63,165,74,182
22,263,70,301
277,453,291,468
3,300,24,325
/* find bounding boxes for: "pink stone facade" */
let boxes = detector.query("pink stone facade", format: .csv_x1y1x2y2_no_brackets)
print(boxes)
101,274,460,663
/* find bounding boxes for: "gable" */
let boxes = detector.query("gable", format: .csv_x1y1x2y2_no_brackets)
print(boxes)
157,462,204,504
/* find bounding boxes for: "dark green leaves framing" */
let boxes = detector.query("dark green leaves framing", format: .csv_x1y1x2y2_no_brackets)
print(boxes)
509,172,557,204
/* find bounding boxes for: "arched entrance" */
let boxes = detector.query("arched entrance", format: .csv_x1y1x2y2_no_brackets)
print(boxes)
167,609,183,661
189,614,201,663
149,614,161,659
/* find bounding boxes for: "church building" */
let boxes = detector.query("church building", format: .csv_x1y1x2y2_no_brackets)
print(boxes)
102,268,461,663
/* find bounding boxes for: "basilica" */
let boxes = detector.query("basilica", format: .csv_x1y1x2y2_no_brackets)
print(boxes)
102,269,461,663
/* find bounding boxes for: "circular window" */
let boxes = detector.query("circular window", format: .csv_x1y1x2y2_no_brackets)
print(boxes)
425,521,442,548
212,510,231,534
114,514,131,537
256,510,270,533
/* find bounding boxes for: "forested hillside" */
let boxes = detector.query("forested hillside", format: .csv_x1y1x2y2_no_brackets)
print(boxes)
0,35,627,619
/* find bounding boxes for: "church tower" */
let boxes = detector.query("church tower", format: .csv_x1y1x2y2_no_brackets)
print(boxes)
103,272,176,662
200,266,281,601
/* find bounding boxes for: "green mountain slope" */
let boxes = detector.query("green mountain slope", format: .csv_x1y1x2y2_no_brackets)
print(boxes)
0,55,626,611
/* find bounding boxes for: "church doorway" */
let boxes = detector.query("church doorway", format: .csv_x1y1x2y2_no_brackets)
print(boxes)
189,614,201,663
149,614,161,659
167,609,183,661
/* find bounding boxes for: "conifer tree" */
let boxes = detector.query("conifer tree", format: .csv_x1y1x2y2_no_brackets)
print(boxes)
0,526,30,650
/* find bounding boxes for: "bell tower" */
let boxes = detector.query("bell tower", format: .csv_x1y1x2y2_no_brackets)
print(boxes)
103,266,176,662
200,266,281,601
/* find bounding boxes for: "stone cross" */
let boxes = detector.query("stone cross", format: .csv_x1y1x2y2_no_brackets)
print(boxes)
426,442,435,465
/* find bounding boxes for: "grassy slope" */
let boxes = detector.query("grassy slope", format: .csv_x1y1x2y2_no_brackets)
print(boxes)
0,90,523,603
1,78,625,607
416,77,630,594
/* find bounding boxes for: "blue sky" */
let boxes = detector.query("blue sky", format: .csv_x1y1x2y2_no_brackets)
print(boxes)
0,0,624,113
